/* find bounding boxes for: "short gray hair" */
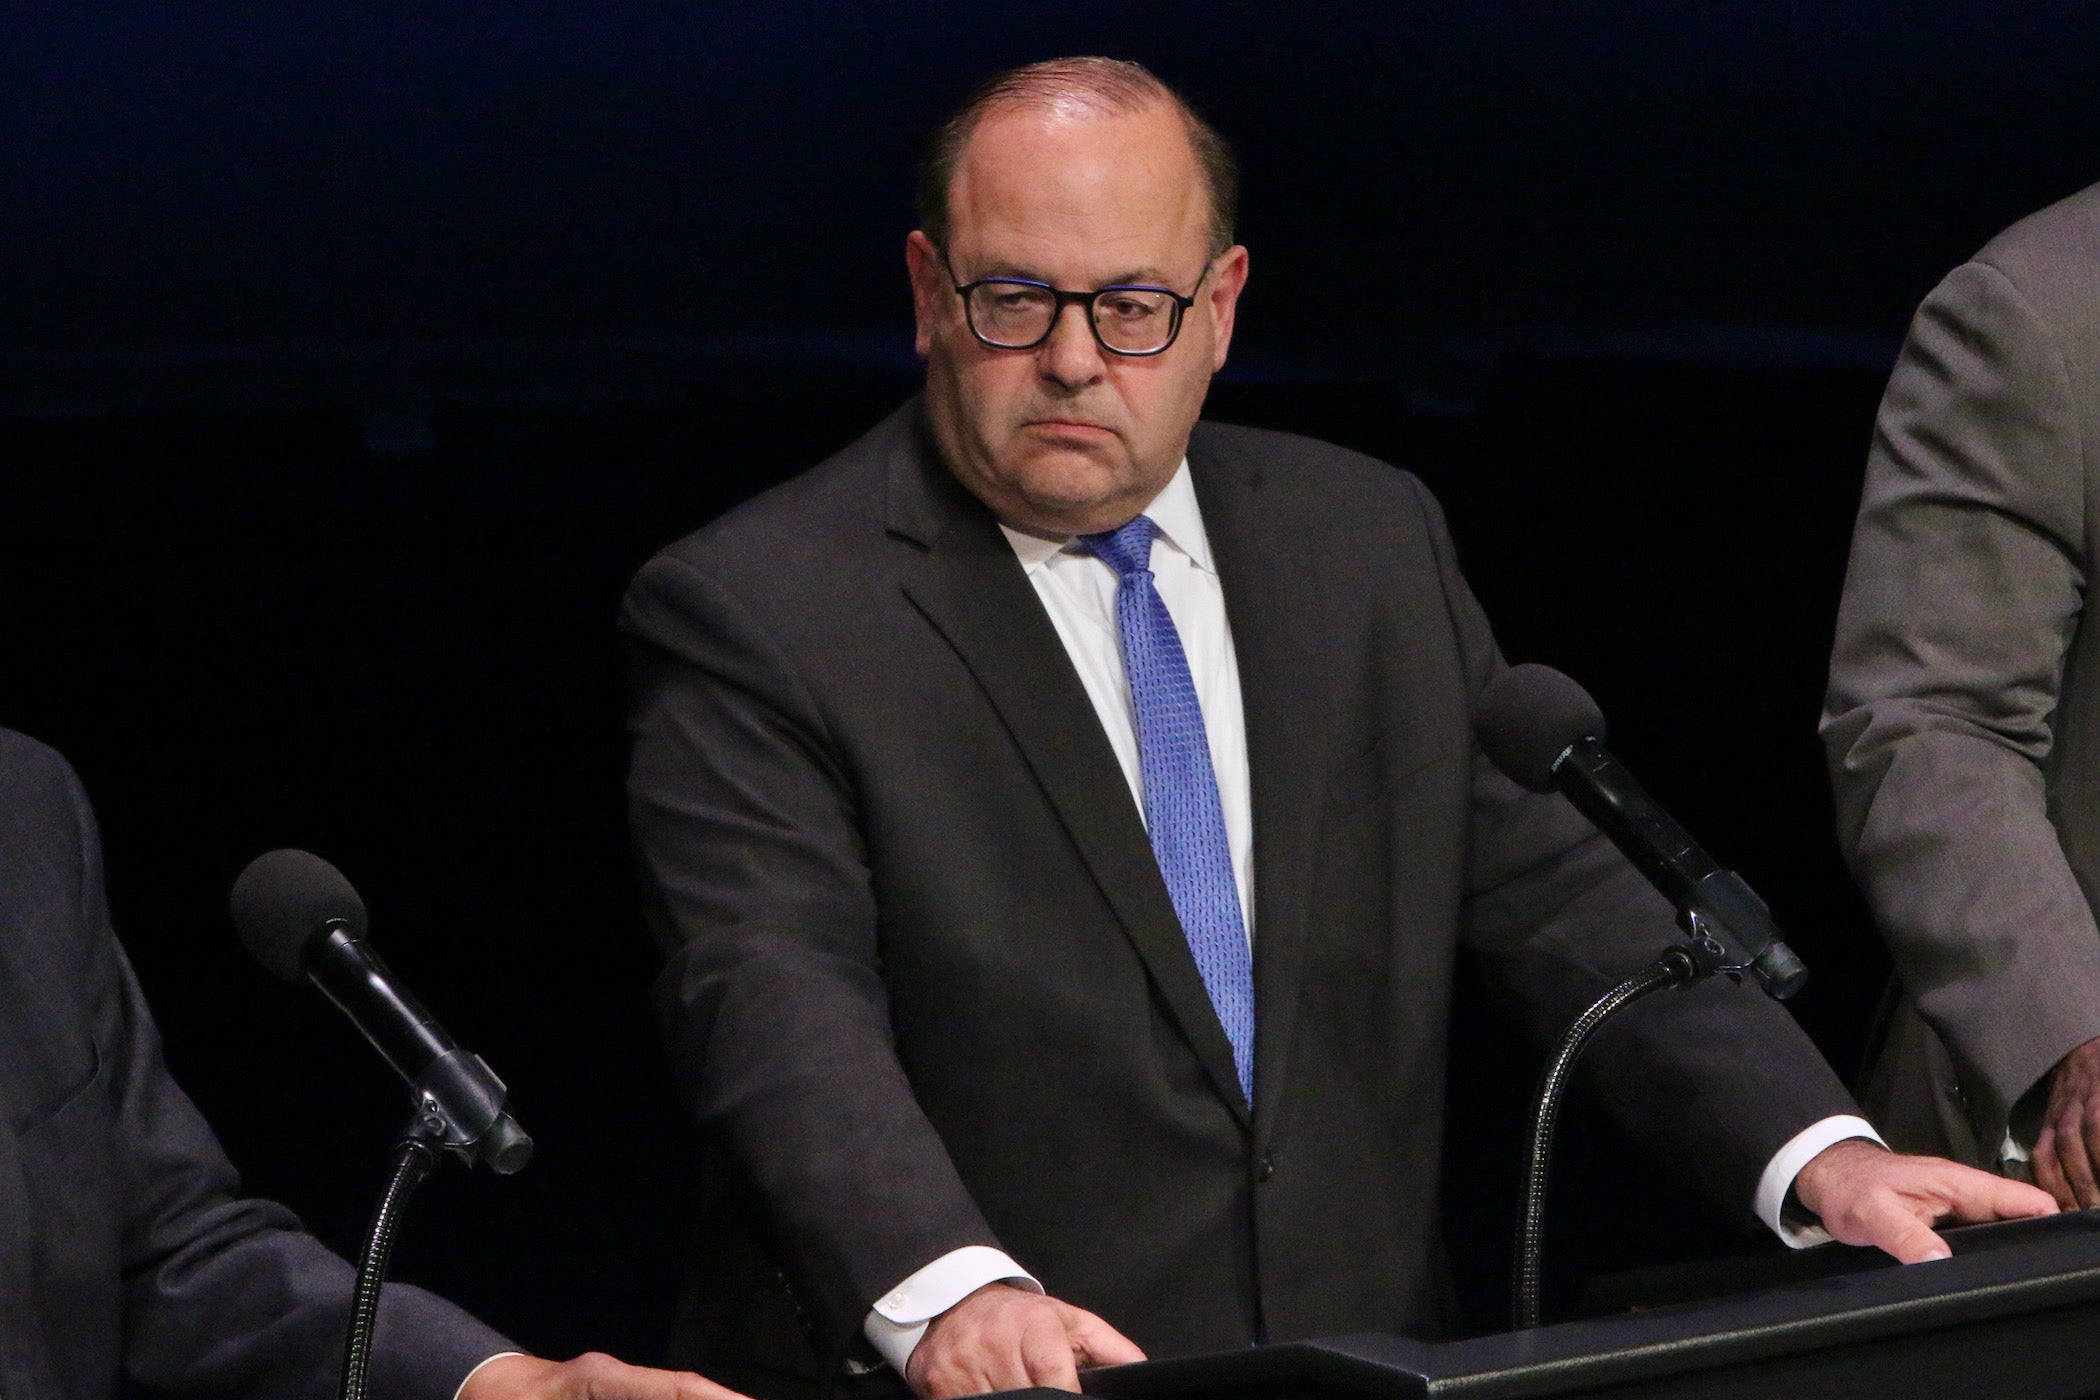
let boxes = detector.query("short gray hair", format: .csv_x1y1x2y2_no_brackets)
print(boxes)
916,57,1238,258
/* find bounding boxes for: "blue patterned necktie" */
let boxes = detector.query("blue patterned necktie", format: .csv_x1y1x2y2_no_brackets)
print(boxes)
1081,515,1256,1104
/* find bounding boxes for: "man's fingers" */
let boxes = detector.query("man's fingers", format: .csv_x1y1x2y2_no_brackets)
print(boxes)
914,1338,1027,1400
575,1354,737,1400
1019,1324,1082,1393
1946,1166,2058,1223
913,1350,1014,1400
2037,1131,2079,1212
673,1375,755,1400
2080,1108,2100,1209
2057,1110,2100,1209
1059,1305,1147,1370
578,1357,676,1400
1808,1146,2063,1268
618,1365,753,1400
502,1353,753,1400
967,1355,1034,1400
906,1285,1090,1400
1856,1196,1952,1264
905,1285,1132,1398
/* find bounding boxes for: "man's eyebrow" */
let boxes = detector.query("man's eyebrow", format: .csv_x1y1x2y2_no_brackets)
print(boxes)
965,262,1180,287
969,261,1048,282
1101,267,1177,287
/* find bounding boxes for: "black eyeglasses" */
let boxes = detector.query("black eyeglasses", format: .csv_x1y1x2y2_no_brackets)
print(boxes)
944,254,1213,357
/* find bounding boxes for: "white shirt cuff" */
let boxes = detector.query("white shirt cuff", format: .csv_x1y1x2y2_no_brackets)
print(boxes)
1756,1114,1886,1247
452,1351,529,1400
863,1246,1041,1374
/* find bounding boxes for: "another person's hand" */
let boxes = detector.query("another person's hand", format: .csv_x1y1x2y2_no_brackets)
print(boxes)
1795,1137,2056,1262
905,1281,1146,1399
460,1352,751,1400
2034,1035,2100,1209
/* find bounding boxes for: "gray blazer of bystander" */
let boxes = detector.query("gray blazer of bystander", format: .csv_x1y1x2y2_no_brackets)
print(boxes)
1826,182,2100,1166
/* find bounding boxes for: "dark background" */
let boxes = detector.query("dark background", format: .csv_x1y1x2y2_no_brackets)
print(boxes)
4,0,2097,1363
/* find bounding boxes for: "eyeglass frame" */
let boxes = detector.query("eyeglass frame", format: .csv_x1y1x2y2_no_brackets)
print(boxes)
941,251,1216,358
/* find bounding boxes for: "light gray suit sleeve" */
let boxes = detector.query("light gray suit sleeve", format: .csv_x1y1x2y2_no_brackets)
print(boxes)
1823,257,2100,1136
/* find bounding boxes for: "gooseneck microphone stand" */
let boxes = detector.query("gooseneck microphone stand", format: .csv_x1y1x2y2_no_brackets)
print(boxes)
1511,908,1798,1332
1512,947,1697,1331
338,1063,533,1400
342,1133,440,1400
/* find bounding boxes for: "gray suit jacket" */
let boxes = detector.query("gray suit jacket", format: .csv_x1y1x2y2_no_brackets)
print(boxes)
627,400,1860,1389
1825,181,2100,1162
0,729,511,1400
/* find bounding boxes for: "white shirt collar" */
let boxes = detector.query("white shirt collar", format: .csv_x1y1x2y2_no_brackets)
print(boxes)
998,458,1213,575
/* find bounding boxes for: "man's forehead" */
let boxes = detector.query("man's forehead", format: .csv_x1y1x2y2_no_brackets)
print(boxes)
943,104,1210,279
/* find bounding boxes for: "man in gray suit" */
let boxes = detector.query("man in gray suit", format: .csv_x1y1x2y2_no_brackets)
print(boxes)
1826,182,2100,1208
0,725,746,1400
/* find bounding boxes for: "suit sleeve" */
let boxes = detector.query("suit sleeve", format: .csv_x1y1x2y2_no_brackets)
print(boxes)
44,753,512,1400
1407,480,1862,1224
1822,259,2100,1137
621,553,1002,1360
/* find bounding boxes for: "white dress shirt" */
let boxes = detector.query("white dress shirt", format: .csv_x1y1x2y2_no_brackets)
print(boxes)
864,461,1878,1372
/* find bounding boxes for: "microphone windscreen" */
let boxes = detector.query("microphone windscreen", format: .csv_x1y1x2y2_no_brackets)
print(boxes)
230,848,367,984
1475,663,1608,793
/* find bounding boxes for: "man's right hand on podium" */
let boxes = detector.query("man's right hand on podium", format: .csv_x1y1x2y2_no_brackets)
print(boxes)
1794,1138,2057,1261
462,1352,752,1400
904,1282,1147,1399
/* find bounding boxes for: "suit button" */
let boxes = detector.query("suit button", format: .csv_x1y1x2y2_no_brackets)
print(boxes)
1256,1153,1276,1183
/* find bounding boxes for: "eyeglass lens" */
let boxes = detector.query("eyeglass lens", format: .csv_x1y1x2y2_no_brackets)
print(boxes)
966,283,1182,354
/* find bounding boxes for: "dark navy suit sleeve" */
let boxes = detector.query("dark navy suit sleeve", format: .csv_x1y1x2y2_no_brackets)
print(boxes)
622,552,1002,1362
1405,482,1862,1223
0,732,513,1400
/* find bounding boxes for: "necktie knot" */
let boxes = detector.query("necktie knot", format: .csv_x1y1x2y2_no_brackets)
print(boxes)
1081,515,1159,580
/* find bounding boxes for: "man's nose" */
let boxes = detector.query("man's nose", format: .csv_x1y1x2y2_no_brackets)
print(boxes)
1037,301,1106,388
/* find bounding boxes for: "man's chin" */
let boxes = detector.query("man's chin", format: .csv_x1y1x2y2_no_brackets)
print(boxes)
1002,461,1140,530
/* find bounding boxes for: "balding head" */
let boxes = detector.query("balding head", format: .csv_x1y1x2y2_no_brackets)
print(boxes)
918,57,1237,259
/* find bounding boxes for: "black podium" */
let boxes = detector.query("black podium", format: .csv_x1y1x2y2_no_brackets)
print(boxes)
1042,1212,2100,1399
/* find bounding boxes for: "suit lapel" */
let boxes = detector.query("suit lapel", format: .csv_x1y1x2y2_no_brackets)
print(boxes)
887,417,1253,1125
1190,427,1337,1145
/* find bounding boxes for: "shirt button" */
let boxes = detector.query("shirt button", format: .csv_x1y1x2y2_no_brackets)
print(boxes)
1256,1153,1276,1183
885,1292,907,1310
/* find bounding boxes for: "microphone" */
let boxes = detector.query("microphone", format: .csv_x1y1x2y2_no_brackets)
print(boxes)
230,849,533,1172
1474,663,1809,1000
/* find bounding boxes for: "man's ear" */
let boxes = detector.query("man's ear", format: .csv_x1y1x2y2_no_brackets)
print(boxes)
1206,245,1250,373
906,231,944,361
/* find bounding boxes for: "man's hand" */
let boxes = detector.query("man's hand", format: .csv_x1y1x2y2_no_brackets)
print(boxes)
1794,1137,2056,1262
460,1353,751,1400
2034,1035,2100,1209
905,1282,1146,1399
